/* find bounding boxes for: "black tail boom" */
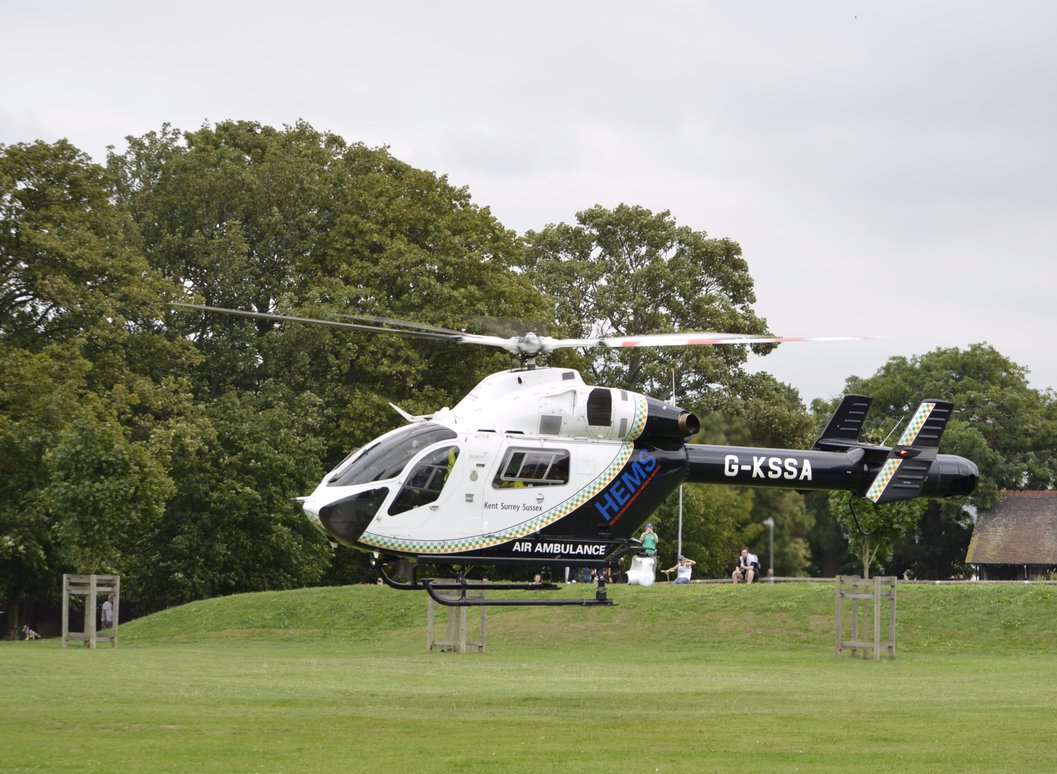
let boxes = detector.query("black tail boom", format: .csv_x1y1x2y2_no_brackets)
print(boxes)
685,443,977,500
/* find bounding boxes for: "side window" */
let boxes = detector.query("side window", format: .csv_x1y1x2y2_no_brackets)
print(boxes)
388,446,459,515
494,448,570,488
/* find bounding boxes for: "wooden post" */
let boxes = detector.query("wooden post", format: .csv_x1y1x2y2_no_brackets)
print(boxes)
889,577,897,658
873,576,882,661
835,576,844,655
426,596,435,652
61,575,70,648
850,586,859,657
111,575,120,648
446,602,458,647
87,574,97,649
457,607,468,654
426,583,487,653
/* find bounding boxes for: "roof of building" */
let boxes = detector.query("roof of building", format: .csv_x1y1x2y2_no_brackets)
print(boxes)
966,491,1057,565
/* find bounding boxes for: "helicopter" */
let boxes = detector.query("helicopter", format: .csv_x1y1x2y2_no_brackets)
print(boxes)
175,303,979,607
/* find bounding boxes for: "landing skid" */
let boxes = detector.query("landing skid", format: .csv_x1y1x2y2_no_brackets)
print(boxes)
377,561,614,607
423,576,613,607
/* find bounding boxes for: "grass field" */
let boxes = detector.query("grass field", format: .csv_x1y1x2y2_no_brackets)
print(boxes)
4,582,1057,773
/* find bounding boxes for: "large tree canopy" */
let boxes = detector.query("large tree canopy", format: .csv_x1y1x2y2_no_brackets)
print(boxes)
522,205,816,576
0,140,197,633
836,344,1057,504
809,344,1057,579
5,123,1053,636
110,121,548,458
521,204,772,405
2,124,559,630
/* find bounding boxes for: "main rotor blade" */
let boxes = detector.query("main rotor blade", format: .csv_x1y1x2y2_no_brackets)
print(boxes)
541,332,870,352
334,313,467,337
171,303,515,350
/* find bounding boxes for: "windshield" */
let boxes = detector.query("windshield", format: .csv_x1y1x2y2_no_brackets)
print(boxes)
327,424,458,487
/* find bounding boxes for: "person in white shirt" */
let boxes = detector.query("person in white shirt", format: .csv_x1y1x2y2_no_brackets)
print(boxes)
732,547,759,584
101,597,113,629
664,556,696,584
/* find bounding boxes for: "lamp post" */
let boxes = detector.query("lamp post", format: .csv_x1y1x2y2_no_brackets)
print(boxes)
672,369,683,562
762,517,775,582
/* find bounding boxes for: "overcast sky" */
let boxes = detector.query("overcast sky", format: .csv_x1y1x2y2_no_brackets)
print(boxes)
3,1,1055,402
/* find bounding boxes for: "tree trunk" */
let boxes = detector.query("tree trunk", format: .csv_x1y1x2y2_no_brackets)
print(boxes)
859,539,874,579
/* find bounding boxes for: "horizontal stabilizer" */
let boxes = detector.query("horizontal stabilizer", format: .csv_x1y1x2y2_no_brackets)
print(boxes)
865,400,953,503
814,394,872,450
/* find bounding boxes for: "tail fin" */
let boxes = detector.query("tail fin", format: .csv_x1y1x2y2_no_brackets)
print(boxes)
865,401,953,503
814,394,872,450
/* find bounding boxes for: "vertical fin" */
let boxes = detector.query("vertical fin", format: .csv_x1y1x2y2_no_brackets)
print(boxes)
814,394,872,450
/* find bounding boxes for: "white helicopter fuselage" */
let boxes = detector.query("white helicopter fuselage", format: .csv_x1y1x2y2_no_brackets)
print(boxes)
301,366,981,568
301,368,680,561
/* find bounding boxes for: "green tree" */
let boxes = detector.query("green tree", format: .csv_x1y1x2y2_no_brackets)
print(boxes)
0,140,195,635
0,140,169,348
523,205,800,576
108,121,552,591
804,493,853,577
521,204,771,404
41,414,175,572
841,344,1056,500
110,120,547,462
829,493,925,578
0,342,86,635
812,344,1057,579
132,388,331,609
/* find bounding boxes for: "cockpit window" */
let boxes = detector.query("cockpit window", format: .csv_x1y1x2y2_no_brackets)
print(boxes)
388,446,459,515
327,424,457,486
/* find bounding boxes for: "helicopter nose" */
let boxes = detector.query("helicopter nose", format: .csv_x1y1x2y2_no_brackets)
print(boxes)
301,499,326,536
317,487,390,545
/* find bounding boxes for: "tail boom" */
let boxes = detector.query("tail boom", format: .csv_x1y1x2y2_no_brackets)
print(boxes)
685,443,977,500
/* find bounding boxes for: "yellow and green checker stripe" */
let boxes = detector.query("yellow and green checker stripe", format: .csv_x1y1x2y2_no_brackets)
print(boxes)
897,401,937,446
361,444,635,554
628,395,648,440
865,402,937,503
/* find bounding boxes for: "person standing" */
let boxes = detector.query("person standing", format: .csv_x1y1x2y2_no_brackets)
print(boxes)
101,596,114,629
640,524,659,557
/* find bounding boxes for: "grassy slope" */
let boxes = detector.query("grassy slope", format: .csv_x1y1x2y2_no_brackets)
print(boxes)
117,582,1057,654
3,584,1057,774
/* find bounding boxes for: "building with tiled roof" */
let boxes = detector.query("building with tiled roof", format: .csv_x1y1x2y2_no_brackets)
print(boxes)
965,491,1057,580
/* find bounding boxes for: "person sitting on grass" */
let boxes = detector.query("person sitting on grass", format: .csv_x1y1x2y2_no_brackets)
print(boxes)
21,625,40,640
664,556,696,584
731,547,759,584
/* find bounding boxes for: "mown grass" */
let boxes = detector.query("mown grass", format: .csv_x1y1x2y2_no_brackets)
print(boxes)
3,583,1056,773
